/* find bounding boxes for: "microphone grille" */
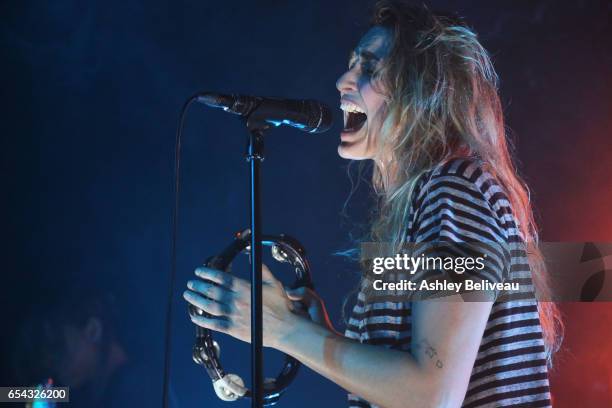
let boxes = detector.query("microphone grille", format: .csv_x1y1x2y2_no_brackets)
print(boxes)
197,93,233,109
307,100,333,133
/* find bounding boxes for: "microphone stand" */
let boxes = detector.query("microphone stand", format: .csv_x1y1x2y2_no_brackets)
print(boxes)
245,116,268,408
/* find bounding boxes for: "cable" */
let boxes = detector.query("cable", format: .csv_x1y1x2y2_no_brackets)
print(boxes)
162,94,199,408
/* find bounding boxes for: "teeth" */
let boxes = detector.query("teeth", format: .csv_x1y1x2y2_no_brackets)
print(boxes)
340,101,365,114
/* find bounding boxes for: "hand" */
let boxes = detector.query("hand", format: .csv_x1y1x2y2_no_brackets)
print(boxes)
183,264,299,349
285,286,338,334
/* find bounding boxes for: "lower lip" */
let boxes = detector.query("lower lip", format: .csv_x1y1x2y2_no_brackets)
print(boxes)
340,126,365,141
340,132,358,142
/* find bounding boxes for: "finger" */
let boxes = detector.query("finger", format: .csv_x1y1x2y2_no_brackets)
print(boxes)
190,314,231,333
286,287,316,315
285,286,307,301
195,266,233,288
287,286,318,303
187,279,233,303
183,290,229,316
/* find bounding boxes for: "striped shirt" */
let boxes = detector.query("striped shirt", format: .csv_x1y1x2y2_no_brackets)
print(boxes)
345,157,551,407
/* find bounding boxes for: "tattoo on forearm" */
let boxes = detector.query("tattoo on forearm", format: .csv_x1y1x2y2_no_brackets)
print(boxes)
417,339,444,369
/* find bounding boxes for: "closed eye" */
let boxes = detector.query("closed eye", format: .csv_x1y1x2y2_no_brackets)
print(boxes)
363,62,377,76
348,50,381,76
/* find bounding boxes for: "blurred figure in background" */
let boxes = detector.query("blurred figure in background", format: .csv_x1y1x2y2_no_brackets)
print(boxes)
11,288,162,407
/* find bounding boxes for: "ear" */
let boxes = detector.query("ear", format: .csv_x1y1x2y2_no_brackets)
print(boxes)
84,317,103,343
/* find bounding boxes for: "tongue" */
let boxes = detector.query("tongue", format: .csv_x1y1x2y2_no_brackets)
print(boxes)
345,112,367,132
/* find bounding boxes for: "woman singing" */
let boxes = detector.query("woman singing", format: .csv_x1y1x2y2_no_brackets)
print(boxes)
183,1,562,406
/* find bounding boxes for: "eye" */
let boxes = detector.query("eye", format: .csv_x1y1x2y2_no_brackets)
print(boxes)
362,62,377,77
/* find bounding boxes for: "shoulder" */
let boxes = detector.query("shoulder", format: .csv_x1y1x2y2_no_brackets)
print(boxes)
416,156,506,204
411,157,515,243
409,157,520,294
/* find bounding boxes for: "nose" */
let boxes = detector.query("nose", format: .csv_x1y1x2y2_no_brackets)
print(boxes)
336,67,358,94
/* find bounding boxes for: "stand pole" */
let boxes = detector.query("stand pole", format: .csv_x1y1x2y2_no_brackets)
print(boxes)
246,128,265,408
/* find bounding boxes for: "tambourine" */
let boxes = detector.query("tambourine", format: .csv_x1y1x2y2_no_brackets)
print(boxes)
188,229,312,406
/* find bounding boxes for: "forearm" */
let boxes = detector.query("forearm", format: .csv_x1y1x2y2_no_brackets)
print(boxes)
276,316,444,408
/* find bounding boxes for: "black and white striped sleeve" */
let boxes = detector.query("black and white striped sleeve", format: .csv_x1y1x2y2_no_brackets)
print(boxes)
408,170,512,299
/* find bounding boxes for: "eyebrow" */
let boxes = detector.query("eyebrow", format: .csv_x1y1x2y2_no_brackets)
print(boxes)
349,49,382,63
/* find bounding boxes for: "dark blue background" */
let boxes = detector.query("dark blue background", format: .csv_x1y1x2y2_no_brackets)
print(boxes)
1,1,610,407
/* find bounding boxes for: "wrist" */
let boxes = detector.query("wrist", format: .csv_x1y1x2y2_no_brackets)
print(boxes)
275,313,330,355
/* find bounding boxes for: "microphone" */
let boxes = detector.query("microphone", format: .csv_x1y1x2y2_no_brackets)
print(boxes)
196,93,333,133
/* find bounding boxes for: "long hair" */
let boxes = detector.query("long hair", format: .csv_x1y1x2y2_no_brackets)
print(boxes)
364,1,563,362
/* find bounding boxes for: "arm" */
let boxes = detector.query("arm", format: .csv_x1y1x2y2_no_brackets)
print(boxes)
184,171,503,407
279,171,504,407
277,294,492,408
184,265,492,408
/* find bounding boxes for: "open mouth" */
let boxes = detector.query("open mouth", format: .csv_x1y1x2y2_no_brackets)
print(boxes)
341,101,367,133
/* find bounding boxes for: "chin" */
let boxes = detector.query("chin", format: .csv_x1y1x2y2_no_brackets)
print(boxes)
337,127,376,160
337,142,371,160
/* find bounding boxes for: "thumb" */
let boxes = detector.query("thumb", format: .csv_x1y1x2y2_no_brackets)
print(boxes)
286,286,307,301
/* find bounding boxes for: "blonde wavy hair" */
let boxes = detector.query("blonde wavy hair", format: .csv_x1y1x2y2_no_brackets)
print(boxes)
363,1,563,362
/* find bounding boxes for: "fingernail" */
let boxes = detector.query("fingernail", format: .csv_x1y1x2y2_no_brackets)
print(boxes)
187,281,194,290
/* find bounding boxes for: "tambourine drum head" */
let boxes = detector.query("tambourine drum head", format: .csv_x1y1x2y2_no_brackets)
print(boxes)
191,232,312,406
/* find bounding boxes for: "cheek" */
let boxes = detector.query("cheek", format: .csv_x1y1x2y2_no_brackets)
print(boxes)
360,82,387,122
